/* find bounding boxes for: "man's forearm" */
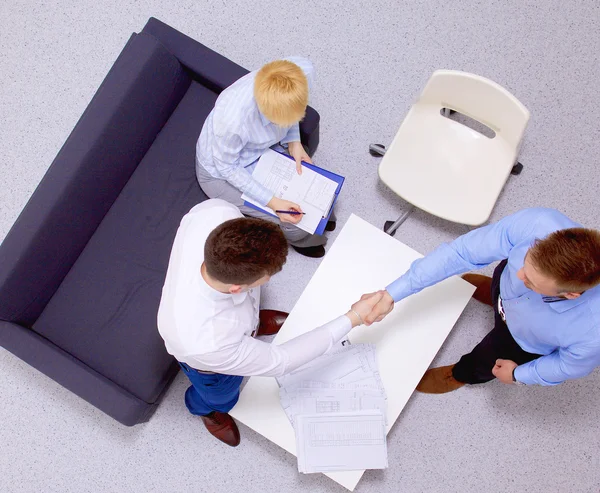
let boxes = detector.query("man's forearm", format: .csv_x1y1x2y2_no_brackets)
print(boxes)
386,243,474,302
275,315,353,375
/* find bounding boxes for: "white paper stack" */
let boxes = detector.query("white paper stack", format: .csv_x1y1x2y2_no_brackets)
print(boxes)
278,343,388,473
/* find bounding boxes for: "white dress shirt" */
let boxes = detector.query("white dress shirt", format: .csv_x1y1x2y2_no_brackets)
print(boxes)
157,199,352,377
195,57,315,206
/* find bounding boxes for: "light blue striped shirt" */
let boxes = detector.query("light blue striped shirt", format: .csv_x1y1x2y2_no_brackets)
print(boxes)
196,56,314,206
386,208,600,386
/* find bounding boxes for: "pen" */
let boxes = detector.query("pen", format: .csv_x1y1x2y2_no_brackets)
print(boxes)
275,210,306,215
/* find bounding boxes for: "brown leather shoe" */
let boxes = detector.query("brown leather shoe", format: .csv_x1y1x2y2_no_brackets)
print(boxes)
201,412,240,447
462,273,493,307
416,365,465,394
256,309,288,336
325,220,336,232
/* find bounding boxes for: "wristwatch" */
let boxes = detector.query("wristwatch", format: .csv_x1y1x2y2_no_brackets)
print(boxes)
512,368,524,386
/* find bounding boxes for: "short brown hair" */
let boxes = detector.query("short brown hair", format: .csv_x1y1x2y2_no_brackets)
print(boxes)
529,228,600,292
204,218,288,285
254,60,308,127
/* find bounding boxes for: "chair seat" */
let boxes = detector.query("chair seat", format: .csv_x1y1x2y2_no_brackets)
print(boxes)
378,104,517,225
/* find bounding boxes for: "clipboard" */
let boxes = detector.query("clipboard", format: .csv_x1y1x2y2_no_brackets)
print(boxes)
243,150,345,235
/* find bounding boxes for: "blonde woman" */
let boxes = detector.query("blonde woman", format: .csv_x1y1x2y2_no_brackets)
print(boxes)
195,57,333,258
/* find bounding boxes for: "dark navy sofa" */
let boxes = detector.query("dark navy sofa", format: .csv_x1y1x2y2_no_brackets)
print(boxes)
0,18,320,426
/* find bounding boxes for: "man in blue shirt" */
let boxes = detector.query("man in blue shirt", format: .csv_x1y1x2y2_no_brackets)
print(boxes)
363,208,600,392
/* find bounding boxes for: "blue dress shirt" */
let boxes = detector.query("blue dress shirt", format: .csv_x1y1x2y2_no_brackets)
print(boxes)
196,56,314,206
386,208,600,386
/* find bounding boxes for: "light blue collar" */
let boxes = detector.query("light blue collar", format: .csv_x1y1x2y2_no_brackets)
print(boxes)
259,110,271,127
546,289,592,313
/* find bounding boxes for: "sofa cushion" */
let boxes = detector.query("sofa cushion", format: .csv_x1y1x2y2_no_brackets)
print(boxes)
0,32,190,326
33,81,215,404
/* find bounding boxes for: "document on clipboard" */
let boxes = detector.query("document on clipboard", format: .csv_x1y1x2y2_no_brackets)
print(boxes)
241,149,344,235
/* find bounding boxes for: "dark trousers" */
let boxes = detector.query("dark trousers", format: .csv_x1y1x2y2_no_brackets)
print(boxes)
452,260,542,384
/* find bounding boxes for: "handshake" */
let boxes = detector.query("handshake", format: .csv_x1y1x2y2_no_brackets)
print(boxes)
346,290,396,328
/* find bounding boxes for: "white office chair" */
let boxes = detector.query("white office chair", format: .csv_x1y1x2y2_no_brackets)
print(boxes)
372,70,530,234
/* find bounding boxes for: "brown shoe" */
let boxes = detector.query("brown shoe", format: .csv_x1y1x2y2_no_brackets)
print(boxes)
201,412,240,447
256,309,288,336
416,365,465,394
462,273,493,307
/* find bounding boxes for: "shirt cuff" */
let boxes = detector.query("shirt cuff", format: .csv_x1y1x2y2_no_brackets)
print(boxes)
332,315,353,340
244,180,274,207
385,277,411,303
513,363,534,385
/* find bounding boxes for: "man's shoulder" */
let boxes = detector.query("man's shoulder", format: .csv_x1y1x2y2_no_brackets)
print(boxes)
584,287,600,331
175,200,243,248
185,199,244,222
510,208,580,238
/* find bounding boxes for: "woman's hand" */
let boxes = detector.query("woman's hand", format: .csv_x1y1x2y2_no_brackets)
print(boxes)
287,141,312,175
267,197,304,224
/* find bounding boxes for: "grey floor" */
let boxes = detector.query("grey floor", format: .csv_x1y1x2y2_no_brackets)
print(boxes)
1,1,600,492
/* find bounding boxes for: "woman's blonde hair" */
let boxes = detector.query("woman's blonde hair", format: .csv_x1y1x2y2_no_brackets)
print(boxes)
254,60,308,126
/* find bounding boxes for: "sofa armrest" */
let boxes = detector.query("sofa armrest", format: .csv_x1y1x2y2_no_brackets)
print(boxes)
141,17,320,155
0,321,179,426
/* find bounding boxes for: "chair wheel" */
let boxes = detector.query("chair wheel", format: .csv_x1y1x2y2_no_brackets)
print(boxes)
384,220,397,236
511,162,524,175
369,144,386,157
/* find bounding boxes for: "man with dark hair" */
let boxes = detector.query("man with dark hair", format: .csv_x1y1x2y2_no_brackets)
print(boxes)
158,199,382,445
361,208,600,392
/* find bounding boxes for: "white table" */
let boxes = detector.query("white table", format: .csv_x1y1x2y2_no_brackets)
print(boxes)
230,214,475,490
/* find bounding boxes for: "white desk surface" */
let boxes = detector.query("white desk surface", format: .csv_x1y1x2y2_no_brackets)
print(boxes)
230,214,475,491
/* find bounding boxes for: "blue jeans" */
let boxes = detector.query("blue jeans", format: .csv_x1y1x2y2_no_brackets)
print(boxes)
179,362,244,416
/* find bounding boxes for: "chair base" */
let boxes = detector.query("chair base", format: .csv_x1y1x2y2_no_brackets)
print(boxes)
384,206,415,236
369,143,387,156
511,162,524,175
384,220,397,237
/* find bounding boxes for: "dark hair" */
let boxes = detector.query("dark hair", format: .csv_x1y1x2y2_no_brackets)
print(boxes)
529,227,600,292
204,217,288,284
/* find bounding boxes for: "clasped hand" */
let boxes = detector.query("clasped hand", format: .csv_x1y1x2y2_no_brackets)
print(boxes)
347,290,395,327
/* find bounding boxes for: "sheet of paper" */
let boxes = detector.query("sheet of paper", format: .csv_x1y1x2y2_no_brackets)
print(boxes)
281,388,387,426
230,214,475,490
278,344,388,433
241,149,338,233
295,411,388,473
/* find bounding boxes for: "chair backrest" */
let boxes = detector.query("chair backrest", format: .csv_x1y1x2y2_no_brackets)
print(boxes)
418,70,530,149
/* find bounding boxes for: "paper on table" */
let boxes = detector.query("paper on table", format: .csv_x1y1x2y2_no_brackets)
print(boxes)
241,149,338,234
295,411,388,473
280,388,387,426
279,345,387,429
277,345,380,388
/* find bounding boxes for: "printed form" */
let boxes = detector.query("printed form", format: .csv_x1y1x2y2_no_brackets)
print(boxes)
296,411,388,473
241,149,338,234
278,343,388,473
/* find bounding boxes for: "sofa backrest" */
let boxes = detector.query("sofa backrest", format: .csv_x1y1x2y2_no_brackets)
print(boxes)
0,33,191,326
142,17,247,93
